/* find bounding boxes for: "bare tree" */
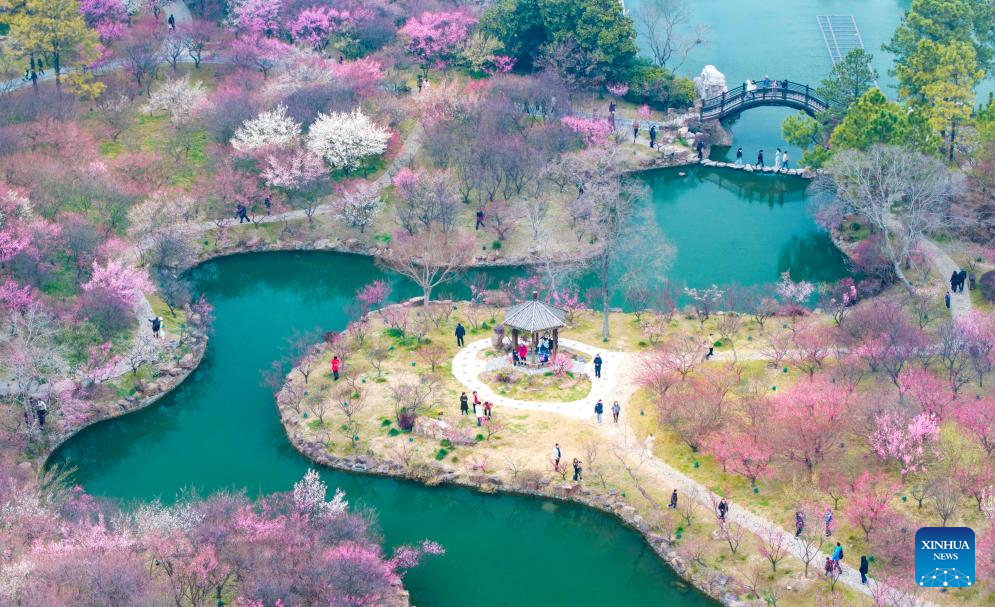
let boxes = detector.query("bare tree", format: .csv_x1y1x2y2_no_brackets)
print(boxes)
379,230,473,303
929,476,961,526
0,308,67,428
287,330,321,384
332,384,366,448
124,335,163,376
795,524,825,577
367,343,389,377
523,196,549,240
758,526,790,571
633,0,708,71
817,146,956,293
581,147,650,340
720,522,747,555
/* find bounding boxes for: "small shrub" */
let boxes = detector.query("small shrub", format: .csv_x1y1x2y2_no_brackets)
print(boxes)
381,419,392,427
388,428,400,436
475,434,484,441
494,371,515,384
851,222,861,231
435,448,448,460
440,438,453,449
980,270,995,303
398,409,416,431
307,419,324,430
491,240,502,250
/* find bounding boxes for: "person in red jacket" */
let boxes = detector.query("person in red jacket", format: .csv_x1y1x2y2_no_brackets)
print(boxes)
331,355,341,380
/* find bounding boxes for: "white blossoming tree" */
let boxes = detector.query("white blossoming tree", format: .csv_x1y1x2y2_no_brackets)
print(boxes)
231,104,301,154
293,469,348,518
306,109,390,170
332,181,383,233
144,76,207,128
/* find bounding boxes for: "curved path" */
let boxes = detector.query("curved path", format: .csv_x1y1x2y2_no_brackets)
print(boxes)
451,338,628,420
453,337,938,607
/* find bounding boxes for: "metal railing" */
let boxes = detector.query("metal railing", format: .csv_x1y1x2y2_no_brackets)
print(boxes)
699,80,829,120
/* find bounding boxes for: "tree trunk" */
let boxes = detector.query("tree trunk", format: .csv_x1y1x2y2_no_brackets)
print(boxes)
601,280,610,341
423,285,432,305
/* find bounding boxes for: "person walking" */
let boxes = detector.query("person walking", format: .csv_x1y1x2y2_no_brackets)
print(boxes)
455,322,466,347
149,316,162,338
572,458,582,481
945,290,951,309
416,74,424,93
774,148,782,171
781,151,789,170
632,122,640,143
735,147,743,165
475,209,484,230
717,499,728,523
649,124,657,148
593,354,602,379
553,443,562,471
668,490,678,509
823,556,835,577
859,555,869,584
795,510,805,537
483,401,492,418
824,507,833,537
959,269,968,292
831,542,844,571
950,270,959,292
609,100,616,114
611,400,620,423
594,399,604,424
696,140,704,161
476,406,484,427
459,392,469,415
167,13,175,30
755,149,764,169
36,399,47,428
472,390,481,416
331,355,341,380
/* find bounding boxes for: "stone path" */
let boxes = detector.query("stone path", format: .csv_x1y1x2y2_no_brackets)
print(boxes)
1,3,193,94
918,237,971,319
452,336,937,607
451,338,626,420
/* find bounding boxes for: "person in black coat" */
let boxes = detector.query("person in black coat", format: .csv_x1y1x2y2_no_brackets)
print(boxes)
593,354,603,378
859,555,869,584
958,269,968,292
454,322,466,347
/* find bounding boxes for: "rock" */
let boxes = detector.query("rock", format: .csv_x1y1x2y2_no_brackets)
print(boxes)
345,238,360,249
178,353,196,369
693,65,727,100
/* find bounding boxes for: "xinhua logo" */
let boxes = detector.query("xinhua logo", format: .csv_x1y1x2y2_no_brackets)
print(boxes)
915,527,975,588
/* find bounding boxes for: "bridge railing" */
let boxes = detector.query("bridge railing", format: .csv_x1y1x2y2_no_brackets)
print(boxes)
700,80,829,119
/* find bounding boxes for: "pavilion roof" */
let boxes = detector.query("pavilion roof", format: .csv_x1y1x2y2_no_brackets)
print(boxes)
503,295,566,333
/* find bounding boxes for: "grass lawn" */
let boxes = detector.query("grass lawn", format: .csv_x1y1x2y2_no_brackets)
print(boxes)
482,368,591,402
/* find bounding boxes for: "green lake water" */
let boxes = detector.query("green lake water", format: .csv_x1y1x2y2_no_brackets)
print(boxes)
46,1,894,599
637,166,850,290
627,0,994,163
49,163,849,605
49,252,716,607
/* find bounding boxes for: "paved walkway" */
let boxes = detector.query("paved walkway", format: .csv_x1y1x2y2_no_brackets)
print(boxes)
918,237,971,319
452,336,937,606
1,2,193,94
451,338,625,420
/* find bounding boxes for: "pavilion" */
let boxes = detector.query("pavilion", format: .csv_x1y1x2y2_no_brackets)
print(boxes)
503,292,566,366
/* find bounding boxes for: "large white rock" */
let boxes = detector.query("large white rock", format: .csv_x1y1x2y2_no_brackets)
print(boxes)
694,65,727,100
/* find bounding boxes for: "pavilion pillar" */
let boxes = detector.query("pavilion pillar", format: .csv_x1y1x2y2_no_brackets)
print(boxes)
552,328,559,357
531,331,537,366
511,328,518,359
